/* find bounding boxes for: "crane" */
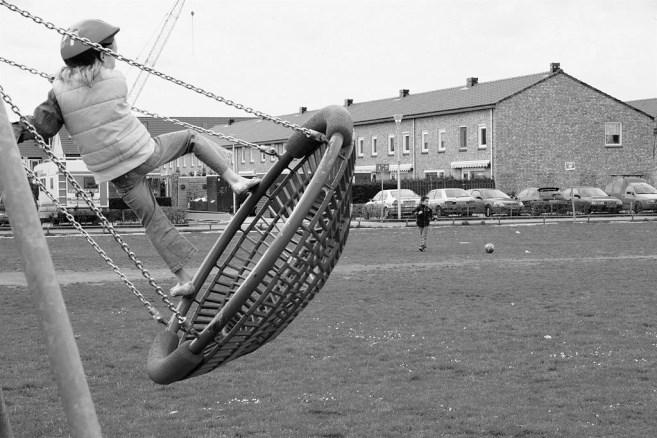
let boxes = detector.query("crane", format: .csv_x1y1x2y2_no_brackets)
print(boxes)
128,0,186,106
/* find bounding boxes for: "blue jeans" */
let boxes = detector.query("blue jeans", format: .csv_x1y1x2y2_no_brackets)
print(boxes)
417,226,428,248
111,130,231,273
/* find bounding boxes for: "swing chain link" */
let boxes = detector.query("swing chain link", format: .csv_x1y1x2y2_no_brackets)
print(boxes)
0,55,54,82
0,55,279,157
0,0,328,144
0,84,196,334
131,107,280,157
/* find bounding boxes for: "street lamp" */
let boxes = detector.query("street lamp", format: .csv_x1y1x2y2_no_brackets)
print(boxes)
393,113,403,220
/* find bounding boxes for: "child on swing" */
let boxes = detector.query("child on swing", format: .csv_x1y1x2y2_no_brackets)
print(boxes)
13,19,260,297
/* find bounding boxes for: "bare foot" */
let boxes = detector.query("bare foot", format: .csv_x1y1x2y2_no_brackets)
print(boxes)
231,177,261,195
170,281,195,297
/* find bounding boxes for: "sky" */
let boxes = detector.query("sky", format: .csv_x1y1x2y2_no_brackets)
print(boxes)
1,0,656,122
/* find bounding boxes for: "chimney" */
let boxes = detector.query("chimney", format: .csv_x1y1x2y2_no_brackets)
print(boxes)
299,106,307,114
399,89,410,98
344,98,353,107
466,77,478,88
550,62,561,73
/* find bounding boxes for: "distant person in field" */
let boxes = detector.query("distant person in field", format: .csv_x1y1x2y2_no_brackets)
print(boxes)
414,196,432,251
13,19,259,297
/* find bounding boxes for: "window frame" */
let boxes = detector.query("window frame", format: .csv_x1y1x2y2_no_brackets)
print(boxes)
421,131,429,154
371,136,378,157
478,125,487,149
402,132,410,155
388,134,395,156
605,122,622,147
438,129,446,153
357,137,365,157
459,126,467,151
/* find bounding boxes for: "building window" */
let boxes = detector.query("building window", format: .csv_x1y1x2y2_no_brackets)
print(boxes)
241,147,246,163
261,149,266,162
605,122,622,146
478,125,487,149
402,133,410,155
357,137,365,157
421,131,429,153
182,155,187,167
438,129,446,152
250,148,254,163
459,126,467,150
388,135,395,156
371,137,378,156
424,169,445,180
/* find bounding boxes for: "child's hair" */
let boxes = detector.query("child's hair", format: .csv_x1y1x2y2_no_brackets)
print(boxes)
56,39,114,87
421,196,428,202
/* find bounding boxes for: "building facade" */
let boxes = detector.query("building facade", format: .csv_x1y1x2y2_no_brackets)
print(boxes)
215,63,656,195
17,64,656,198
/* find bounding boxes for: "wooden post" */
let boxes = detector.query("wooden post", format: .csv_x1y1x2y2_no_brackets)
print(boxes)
0,106,102,437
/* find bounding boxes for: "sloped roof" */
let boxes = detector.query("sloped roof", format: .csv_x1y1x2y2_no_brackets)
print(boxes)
212,71,554,147
627,98,657,118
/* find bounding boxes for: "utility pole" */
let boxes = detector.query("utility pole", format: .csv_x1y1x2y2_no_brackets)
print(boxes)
393,114,403,219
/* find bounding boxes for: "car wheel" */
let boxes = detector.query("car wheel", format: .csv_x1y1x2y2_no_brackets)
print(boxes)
633,203,642,214
485,206,492,217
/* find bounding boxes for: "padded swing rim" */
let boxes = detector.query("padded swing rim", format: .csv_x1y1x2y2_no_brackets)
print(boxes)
147,106,353,384
188,130,347,353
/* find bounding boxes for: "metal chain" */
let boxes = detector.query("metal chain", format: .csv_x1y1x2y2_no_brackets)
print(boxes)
131,107,279,157
23,166,166,324
0,0,327,144
0,55,279,156
0,55,54,82
0,84,193,331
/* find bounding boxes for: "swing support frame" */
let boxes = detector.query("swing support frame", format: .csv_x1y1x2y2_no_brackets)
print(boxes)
0,98,102,437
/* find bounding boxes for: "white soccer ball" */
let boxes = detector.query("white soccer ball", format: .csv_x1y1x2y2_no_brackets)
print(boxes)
484,243,495,254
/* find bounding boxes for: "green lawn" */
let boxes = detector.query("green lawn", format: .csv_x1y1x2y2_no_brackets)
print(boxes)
1,221,656,437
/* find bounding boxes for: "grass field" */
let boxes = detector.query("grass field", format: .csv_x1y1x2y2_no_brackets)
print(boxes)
1,220,657,437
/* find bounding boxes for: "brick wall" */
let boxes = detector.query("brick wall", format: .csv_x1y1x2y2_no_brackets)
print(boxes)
494,73,656,193
353,109,492,179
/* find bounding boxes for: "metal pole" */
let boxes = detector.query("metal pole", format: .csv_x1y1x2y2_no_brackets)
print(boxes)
0,106,102,438
0,387,14,438
393,114,403,220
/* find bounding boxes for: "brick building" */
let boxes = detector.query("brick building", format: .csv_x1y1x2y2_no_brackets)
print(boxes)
214,63,656,194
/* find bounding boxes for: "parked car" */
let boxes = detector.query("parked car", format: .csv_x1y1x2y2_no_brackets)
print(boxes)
559,186,622,214
516,187,570,215
426,188,477,217
468,188,524,217
604,177,657,213
362,189,421,219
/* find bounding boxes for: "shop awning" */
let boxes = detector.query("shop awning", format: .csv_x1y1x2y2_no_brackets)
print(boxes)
354,165,377,173
355,163,413,173
389,163,413,173
450,160,490,169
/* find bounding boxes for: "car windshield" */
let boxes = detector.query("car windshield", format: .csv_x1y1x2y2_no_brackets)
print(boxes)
482,189,510,199
444,189,469,197
632,183,657,194
579,187,607,197
395,189,418,197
